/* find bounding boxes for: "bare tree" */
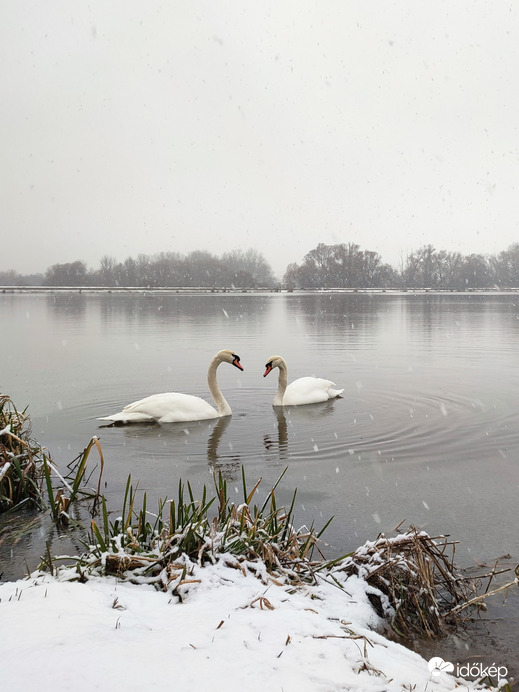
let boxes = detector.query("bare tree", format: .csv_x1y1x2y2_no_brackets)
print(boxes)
283,242,396,289
494,243,519,287
221,248,276,286
44,261,88,286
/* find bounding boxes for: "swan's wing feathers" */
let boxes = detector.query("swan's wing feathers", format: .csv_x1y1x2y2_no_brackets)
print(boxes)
125,392,217,422
121,393,181,414
284,377,343,405
100,392,218,423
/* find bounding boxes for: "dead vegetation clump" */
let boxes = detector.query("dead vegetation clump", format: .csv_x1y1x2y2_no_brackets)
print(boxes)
0,395,46,513
330,525,518,640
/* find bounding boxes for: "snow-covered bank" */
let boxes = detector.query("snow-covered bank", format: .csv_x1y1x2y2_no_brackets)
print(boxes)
0,560,497,692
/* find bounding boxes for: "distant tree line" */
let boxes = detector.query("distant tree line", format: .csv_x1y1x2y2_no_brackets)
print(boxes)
283,242,519,289
40,249,276,288
1,242,519,289
0,269,45,286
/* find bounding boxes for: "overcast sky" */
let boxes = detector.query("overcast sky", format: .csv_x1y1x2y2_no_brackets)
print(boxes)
2,2,519,278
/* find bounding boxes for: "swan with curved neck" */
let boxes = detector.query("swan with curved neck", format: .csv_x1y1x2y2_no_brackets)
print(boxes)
99,350,243,423
263,355,343,406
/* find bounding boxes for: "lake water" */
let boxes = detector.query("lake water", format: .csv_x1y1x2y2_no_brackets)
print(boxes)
1,290,519,669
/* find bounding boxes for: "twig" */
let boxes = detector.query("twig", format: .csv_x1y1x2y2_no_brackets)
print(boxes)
448,575,519,616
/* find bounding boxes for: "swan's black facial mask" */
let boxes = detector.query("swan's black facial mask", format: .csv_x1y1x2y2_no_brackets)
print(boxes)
232,355,244,371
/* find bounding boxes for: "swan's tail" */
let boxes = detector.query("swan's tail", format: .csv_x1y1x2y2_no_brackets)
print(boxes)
98,412,156,423
329,388,344,399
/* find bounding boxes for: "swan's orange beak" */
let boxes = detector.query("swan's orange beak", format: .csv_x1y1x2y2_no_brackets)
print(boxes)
264,364,273,377
232,356,244,371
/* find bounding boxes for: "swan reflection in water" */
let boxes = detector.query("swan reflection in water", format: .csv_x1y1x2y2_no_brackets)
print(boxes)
98,415,240,478
263,400,339,462
206,415,241,478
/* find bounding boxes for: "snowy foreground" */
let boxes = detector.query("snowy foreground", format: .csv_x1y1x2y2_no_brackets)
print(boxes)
0,559,498,692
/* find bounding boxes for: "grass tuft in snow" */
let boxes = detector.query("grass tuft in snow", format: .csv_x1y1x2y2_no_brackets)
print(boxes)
1,395,104,524
42,466,332,596
0,395,46,513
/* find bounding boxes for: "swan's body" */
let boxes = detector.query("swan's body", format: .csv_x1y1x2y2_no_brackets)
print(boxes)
99,350,243,423
263,355,343,406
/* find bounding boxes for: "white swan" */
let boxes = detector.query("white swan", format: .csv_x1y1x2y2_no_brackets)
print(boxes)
263,355,343,406
99,350,243,423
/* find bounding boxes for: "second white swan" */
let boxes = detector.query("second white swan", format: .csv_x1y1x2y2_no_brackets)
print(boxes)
99,349,243,423
263,354,343,406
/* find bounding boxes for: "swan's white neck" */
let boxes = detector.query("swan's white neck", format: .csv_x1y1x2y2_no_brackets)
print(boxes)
208,354,232,416
273,359,288,406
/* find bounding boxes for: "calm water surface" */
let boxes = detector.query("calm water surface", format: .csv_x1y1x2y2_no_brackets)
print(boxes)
2,291,519,670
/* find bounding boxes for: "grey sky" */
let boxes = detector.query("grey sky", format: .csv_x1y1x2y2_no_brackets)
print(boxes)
2,2,518,278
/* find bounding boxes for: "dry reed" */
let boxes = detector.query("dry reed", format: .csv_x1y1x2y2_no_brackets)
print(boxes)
0,395,46,512
329,525,518,640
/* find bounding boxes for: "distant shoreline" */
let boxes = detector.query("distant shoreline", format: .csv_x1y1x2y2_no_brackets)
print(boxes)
1,285,518,295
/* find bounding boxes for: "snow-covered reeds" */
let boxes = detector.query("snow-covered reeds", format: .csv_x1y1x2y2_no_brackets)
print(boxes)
329,527,518,640
53,466,332,596
38,458,517,648
42,436,105,525
0,395,46,512
1,394,105,529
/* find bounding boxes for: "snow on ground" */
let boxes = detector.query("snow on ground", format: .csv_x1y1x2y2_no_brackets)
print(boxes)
0,559,490,692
